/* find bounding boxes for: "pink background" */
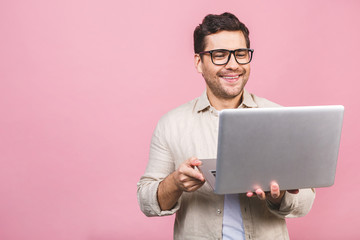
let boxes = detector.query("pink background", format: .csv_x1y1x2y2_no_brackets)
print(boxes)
0,0,359,239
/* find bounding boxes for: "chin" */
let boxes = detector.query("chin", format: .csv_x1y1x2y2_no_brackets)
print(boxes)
223,87,243,98
220,91,242,99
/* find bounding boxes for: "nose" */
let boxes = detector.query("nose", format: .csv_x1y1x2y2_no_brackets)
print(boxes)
225,52,239,70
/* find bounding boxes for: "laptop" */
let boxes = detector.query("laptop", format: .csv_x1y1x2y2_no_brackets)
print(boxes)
198,105,344,194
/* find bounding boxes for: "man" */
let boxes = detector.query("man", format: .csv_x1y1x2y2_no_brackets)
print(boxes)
137,12,315,240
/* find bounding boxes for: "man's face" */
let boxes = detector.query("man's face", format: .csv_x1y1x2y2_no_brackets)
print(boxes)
195,30,250,100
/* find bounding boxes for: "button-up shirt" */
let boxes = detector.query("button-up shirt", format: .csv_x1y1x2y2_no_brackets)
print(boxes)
137,89,315,240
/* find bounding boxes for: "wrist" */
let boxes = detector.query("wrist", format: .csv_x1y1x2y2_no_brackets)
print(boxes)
267,191,285,207
170,171,184,193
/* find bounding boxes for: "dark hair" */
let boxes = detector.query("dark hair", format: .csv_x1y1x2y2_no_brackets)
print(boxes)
193,12,250,53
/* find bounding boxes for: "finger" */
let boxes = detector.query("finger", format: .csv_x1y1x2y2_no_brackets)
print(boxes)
181,179,205,192
178,175,204,184
176,174,204,191
246,192,254,197
185,157,197,164
189,157,202,167
182,179,205,192
287,189,299,194
181,165,204,181
184,183,205,192
270,182,280,199
255,189,266,200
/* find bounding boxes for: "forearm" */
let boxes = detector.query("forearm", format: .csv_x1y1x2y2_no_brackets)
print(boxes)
137,174,181,217
157,172,183,210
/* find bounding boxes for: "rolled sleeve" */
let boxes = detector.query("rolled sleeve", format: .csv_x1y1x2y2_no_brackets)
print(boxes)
137,178,181,216
137,116,180,217
266,188,316,218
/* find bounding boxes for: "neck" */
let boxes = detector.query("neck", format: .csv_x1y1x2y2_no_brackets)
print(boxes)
207,89,244,111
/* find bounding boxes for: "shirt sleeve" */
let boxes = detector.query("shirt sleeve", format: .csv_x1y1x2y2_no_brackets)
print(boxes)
137,117,181,217
266,188,316,219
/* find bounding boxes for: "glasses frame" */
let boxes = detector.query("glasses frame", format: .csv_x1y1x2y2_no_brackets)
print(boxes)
198,48,254,66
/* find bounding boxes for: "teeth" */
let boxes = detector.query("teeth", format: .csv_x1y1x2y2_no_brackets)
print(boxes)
223,76,238,79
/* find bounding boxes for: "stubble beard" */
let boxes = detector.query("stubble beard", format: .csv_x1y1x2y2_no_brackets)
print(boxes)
204,74,248,100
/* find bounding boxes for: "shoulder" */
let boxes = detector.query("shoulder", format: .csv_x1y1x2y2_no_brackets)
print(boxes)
157,96,200,128
250,93,283,108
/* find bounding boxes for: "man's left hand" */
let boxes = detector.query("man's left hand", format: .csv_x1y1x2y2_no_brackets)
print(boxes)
246,181,299,206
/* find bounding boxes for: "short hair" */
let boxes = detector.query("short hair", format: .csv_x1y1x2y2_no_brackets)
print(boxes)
193,12,250,53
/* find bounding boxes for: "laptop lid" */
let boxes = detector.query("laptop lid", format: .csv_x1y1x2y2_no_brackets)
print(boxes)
200,105,344,195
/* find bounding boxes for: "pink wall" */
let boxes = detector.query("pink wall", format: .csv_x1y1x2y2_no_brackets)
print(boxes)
0,0,359,239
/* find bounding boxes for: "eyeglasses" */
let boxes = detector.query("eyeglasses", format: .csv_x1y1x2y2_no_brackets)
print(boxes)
198,48,254,65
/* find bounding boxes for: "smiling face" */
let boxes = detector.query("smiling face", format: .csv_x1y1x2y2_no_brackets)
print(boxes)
195,30,251,105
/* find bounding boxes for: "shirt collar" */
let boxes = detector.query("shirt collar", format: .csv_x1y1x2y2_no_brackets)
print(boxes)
195,89,258,113
240,89,258,108
195,91,211,112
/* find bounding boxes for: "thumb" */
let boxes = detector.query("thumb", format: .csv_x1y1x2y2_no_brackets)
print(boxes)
188,157,201,167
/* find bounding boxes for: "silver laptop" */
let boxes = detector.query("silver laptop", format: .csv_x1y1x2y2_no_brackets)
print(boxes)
198,105,344,194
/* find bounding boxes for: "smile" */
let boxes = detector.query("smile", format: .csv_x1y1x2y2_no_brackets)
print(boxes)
222,76,239,79
220,74,241,83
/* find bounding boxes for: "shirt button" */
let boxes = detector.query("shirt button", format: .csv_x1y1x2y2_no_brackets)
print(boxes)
217,209,222,215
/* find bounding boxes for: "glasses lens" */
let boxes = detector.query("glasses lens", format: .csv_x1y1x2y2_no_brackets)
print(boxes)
211,49,252,65
235,49,251,64
211,50,230,65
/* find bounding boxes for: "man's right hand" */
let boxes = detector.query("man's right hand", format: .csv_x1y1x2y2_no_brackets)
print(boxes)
157,157,205,210
172,157,205,192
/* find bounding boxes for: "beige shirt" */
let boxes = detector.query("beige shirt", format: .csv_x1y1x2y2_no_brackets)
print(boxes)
137,89,315,240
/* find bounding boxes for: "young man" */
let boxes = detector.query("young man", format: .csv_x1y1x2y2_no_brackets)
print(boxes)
137,12,315,240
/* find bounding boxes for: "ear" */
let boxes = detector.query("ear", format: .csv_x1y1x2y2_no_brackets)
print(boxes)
194,54,203,74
